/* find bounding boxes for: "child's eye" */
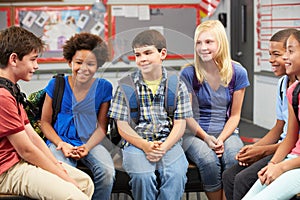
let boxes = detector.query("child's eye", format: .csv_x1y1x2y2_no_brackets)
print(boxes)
274,53,282,57
87,63,96,67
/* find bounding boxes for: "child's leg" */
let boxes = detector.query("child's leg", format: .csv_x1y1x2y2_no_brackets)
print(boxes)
241,179,266,200
81,144,115,200
157,142,189,200
122,145,157,200
0,160,93,200
62,162,94,199
243,168,300,200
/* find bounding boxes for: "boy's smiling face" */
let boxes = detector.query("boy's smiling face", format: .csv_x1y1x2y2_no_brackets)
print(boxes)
268,41,286,77
14,50,39,82
133,45,167,78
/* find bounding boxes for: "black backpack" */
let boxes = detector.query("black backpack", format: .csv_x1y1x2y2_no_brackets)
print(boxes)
0,74,65,138
26,74,65,137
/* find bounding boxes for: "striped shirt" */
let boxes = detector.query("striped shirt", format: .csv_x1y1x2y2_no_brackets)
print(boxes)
108,67,193,144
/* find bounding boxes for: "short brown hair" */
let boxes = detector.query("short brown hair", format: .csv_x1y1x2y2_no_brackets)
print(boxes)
0,26,44,68
132,29,166,52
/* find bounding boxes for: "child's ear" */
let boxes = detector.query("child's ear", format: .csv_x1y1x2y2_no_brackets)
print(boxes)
9,53,18,66
68,61,73,68
160,48,167,59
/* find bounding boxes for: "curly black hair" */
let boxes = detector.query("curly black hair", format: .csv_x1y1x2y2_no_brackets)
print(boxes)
63,32,109,67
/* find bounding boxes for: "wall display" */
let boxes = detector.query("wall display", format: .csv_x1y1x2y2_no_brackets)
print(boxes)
14,5,107,62
0,7,11,30
256,0,300,71
108,4,201,62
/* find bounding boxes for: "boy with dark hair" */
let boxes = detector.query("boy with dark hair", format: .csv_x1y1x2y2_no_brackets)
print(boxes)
108,29,193,200
222,28,298,200
0,26,93,199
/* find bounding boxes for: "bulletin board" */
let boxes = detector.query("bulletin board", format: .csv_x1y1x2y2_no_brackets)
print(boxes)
256,0,300,71
14,5,108,63
108,4,201,61
0,7,11,30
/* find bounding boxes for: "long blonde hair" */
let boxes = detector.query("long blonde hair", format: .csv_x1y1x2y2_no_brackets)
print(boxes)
193,20,233,86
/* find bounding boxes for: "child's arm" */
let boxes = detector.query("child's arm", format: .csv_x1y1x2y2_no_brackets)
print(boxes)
7,129,79,187
117,120,149,149
268,102,299,164
160,119,186,151
77,102,109,157
186,93,219,149
218,88,245,143
236,119,284,165
40,94,78,158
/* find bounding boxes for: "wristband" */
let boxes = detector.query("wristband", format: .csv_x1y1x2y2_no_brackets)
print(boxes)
55,161,62,165
268,160,276,165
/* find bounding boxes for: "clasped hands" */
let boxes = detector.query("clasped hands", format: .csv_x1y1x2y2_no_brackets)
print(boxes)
144,141,167,162
204,135,224,157
57,141,89,159
257,162,283,186
235,145,266,166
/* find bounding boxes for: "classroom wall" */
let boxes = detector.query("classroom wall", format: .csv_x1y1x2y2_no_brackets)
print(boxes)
253,0,300,129
5,0,285,130
3,0,230,94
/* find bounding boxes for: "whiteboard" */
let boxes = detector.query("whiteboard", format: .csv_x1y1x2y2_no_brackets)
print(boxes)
256,0,300,72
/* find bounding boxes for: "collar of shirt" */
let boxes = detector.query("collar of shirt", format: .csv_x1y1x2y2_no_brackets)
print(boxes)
132,67,168,87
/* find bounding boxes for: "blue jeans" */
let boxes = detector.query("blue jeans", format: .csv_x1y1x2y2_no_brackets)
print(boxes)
122,142,188,200
49,143,115,200
242,154,300,200
182,132,243,192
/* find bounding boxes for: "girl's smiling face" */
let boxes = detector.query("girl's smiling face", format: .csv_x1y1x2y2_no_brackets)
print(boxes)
195,31,218,62
284,35,300,78
69,49,97,84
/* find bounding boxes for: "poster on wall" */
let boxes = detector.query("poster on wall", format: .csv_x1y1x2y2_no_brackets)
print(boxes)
0,7,11,30
14,5,107,62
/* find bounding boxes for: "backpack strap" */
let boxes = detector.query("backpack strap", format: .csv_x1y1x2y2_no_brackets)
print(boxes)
0,77,16,97
279,77,285,102
165,73,179,118
0,77,28,115
51,73,65,124
118,75,140,124
292,82,300,125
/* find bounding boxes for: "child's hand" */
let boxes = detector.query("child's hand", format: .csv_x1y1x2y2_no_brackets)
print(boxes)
56,141,80,159
204,135,218,149
258,162,283,185
143,141,165,162
76,145,89,158
236,145,265,166
214,140,224,157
